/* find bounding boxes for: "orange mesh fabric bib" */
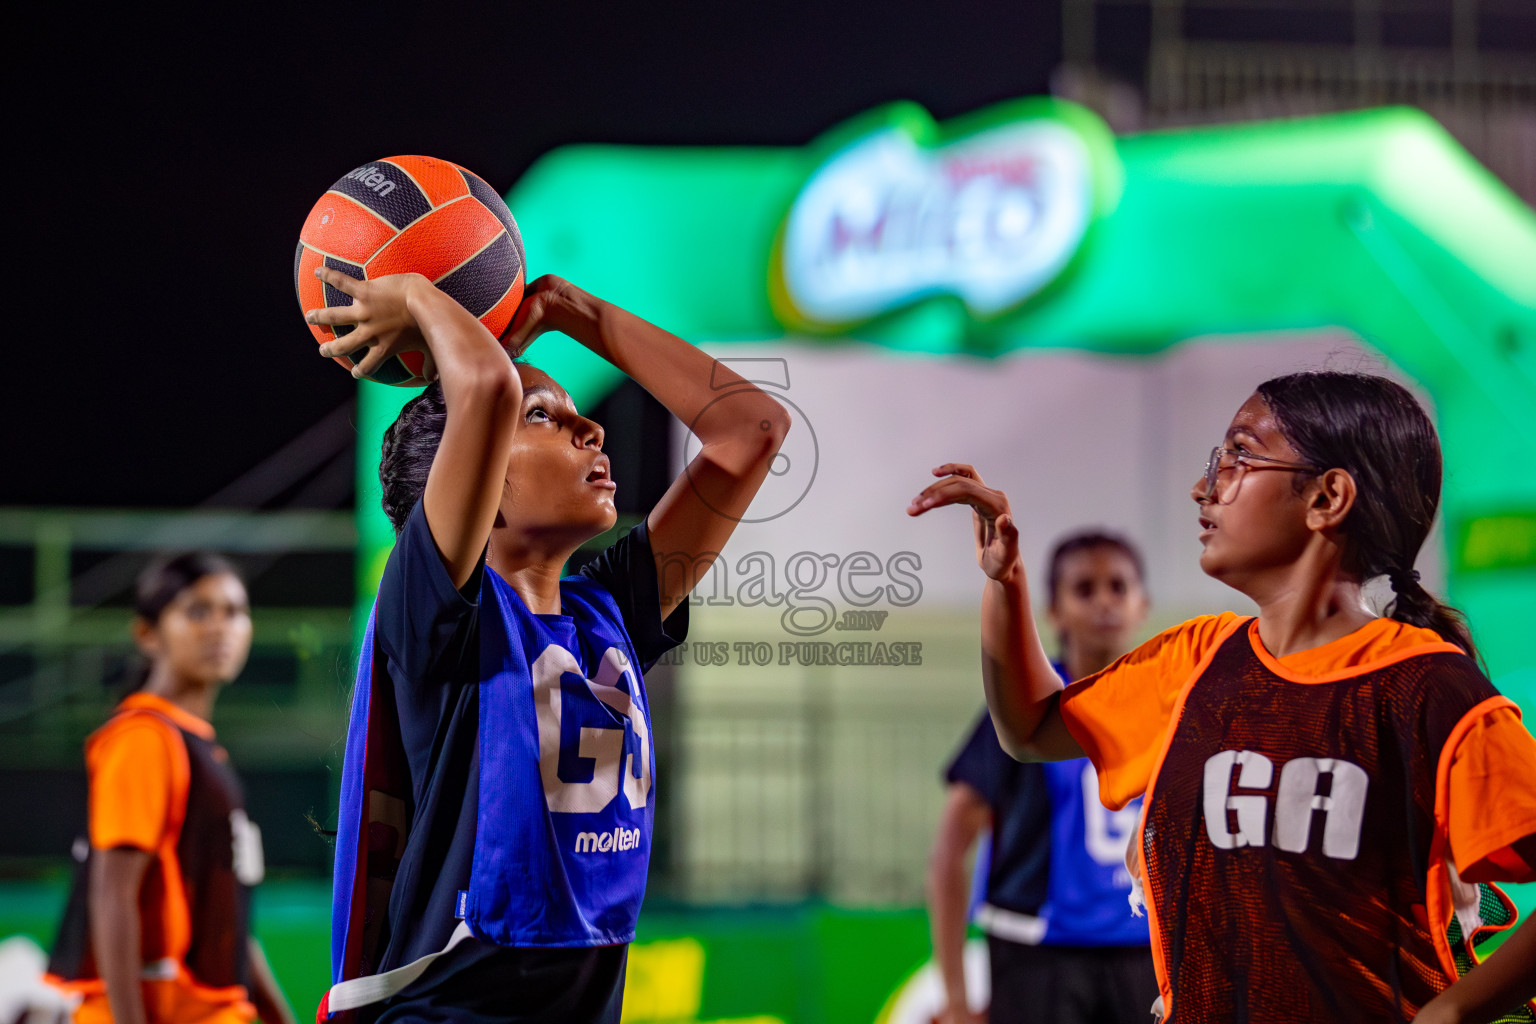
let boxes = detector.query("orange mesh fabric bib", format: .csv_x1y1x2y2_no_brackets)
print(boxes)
1142,626,1496,1023
48,703,258,1012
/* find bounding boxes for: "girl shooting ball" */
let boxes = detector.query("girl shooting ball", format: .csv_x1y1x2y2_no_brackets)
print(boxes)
908,373,1536,1024
307,267,787,1023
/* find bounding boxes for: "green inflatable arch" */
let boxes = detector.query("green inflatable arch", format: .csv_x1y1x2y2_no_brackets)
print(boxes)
355,100,1536,698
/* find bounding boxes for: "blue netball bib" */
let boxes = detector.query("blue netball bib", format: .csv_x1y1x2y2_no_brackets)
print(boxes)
330,574,656,992
468,572,654,946
1037,758,1147,946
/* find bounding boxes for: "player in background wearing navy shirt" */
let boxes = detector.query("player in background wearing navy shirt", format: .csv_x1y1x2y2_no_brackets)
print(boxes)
928,531,1155,1024
305,267,788,1023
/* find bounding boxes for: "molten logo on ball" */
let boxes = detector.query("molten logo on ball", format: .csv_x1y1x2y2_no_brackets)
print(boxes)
344,165,399,198
294,155,527,387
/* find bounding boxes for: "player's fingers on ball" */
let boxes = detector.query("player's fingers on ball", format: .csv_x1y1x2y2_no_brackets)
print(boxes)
350,344,393,380
317,329,372,360
502,308,546,357
314,265,365,296
505,291,547,337
306,305,363,327
499,307,532,349
420,349,440,383
503,326,535,359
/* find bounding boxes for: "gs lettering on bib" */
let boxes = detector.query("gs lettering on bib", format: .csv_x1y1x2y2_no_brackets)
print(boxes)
532,644,652,816
470,573,655,948
328,570,661,1003
1140,622,1502,1021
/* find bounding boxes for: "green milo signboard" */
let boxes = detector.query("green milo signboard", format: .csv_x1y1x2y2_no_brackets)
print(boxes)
338,96,1535,1020
357,96,1536,690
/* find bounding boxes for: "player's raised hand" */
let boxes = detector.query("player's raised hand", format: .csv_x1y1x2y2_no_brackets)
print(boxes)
499,274,592,359
307,269,433,381
907,464,1022,582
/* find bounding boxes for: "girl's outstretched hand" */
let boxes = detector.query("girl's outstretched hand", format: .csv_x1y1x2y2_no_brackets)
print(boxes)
908,464,1022,582
307,269,433,380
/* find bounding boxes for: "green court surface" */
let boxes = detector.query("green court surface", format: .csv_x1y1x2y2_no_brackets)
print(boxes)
0,878,335,1012
0,877,933,1024
4,877,1531,1023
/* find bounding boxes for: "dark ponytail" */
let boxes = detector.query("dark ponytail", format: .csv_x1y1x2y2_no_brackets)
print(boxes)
126,551,242,691
379,381,447,534
1256,372,1478,664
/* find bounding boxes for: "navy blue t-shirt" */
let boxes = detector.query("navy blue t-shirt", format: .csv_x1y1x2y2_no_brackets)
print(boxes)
366,501,686,1022
946,713,1052,916
945,665,1147,947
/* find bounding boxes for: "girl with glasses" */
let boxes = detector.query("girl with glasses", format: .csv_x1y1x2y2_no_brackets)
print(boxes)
908,372,1536,1024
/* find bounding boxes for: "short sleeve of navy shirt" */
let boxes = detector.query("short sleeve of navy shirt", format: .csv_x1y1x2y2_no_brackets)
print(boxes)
367,501,687,1023
944,710,1051,916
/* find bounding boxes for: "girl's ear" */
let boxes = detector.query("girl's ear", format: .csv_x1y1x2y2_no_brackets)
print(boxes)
132,616,160,659
1306,468,1357,530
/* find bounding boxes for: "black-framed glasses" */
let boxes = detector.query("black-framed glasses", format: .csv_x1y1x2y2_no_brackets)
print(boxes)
1199,446,1321,503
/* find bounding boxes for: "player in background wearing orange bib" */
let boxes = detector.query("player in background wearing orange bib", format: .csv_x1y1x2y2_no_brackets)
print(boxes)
46,554,295,1024
908,372,1536,1024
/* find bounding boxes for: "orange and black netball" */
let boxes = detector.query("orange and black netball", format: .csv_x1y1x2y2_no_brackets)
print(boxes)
295,155,526,386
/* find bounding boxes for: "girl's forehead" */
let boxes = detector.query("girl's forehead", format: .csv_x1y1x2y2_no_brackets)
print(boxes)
172,572,247,605
1061,546,1137,572
1227,393,1285,446
516,363,551,387
517,366,576,410
1057,547,1141,585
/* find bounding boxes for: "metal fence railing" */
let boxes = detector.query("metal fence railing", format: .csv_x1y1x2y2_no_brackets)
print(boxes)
662,612,989,907
673,699,975,907
1146,41,1536,204
0,505,358,871
1055,0,1536,207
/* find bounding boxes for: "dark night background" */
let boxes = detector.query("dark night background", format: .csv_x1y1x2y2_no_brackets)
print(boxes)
13,1,1080,509
13,2,1531,510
